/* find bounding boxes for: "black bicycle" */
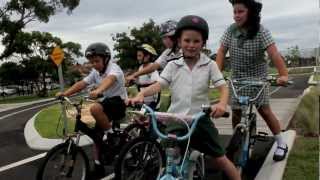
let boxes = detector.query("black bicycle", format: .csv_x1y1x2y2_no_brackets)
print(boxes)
36,96,146,180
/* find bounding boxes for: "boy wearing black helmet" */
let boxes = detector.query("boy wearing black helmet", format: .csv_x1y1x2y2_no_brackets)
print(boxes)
129,15,241,180
216,0,289,162
56,42,127,177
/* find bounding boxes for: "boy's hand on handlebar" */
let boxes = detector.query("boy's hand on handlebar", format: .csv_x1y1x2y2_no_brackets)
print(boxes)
276,75,288,86
210,103,226,118
89,90,102,99
127,92,144,106
55,92,65,97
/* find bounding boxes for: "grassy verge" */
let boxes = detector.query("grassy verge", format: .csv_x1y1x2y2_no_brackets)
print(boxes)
283,86,319,179
35,104,75,139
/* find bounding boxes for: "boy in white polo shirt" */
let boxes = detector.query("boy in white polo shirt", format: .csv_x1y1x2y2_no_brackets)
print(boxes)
129,15,240,180
56,42,127,178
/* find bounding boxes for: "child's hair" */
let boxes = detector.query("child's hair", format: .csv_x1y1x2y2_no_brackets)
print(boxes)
231,0,262,39
175,15,209,45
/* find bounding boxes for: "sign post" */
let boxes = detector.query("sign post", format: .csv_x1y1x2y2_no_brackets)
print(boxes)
50,46,68,136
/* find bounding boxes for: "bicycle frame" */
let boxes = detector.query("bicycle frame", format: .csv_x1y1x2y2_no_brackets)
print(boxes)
141,105,207,180
227,78,269,167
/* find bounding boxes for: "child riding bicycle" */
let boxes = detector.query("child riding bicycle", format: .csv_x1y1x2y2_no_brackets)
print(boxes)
56,42,127,178
128,15,241,180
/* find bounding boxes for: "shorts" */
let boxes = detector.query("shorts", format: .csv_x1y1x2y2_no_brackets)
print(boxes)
99,96,126,121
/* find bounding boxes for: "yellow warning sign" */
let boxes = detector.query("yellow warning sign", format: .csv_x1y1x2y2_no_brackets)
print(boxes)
50,46,64,66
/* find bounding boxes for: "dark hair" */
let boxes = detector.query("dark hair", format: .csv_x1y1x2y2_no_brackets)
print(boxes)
232,0,262,39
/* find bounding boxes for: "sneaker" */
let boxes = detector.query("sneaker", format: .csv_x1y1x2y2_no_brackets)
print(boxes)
273,144,288,161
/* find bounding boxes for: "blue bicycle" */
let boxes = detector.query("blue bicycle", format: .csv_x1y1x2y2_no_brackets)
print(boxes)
225,77,292,177
115,104,229,180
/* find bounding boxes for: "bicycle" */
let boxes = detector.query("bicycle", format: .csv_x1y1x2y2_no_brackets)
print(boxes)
115,104,229,180
36,96,147,180
225,77,293,176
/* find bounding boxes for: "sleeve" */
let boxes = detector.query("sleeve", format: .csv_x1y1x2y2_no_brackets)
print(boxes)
108,64,124,82
155,49,170,69
210,61,226,87
158,62,173,88
220,26,232,49
261,27,275,50
150,70,160,82
83,70,96,85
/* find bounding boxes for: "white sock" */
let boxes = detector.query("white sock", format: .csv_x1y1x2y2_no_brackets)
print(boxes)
274,133,285,147
94,160,101,165
274,133,287,156
103,129,114,140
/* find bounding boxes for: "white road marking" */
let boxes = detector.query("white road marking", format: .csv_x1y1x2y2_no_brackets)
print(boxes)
0,101,56,121
0,153,46,173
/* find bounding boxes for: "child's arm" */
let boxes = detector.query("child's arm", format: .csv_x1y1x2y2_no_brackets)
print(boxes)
215,44,228,71
130,82,161,104
266,44,289,85
57,80,87,96
211,84,229,118
126,63,161,81
90,75,116,98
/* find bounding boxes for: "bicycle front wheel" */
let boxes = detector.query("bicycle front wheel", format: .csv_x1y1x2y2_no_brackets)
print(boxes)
36,142,89,180
114,137,164,180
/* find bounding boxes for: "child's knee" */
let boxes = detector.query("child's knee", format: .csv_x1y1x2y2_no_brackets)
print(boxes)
90,103,104,115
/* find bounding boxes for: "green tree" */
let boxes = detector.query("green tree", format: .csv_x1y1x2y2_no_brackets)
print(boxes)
0,61,22,84
112,19,164,70
18,31,82,96
0,0,80,59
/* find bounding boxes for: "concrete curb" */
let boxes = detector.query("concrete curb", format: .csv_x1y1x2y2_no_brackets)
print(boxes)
308,75,318,85
255,130,297,180
24,110,93,151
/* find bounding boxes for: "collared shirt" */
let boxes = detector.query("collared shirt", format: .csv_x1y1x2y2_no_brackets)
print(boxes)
83,61,128,100
158,53,226,115
137,64,159,103
155,48,182,69
220,23,274,78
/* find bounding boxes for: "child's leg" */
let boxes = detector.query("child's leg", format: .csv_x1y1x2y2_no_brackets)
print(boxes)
90,103,112,130
257,105,288,161
211,155,241,180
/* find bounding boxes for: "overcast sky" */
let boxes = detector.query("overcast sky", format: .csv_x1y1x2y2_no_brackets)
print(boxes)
1,0,319,63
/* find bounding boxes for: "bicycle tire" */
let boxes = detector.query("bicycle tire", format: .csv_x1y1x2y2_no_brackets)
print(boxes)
114,137,164,180
36,142,89,180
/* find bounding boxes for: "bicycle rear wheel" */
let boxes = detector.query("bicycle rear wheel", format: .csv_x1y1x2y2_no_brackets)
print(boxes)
36,142,89,180
114,137,164,180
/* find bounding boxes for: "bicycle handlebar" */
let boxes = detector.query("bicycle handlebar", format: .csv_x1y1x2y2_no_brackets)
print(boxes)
142,104,229,141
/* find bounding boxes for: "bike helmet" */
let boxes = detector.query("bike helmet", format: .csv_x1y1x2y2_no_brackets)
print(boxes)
85,42,111,61
160,20,178,37
137,44,158,56
175,15,209,40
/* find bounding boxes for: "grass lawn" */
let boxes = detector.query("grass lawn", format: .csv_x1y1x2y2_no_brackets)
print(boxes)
283,86,319,179
35,104,75,139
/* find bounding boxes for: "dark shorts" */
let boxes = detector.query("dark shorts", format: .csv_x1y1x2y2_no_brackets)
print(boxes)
165,116,225,158
99,96,126,121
